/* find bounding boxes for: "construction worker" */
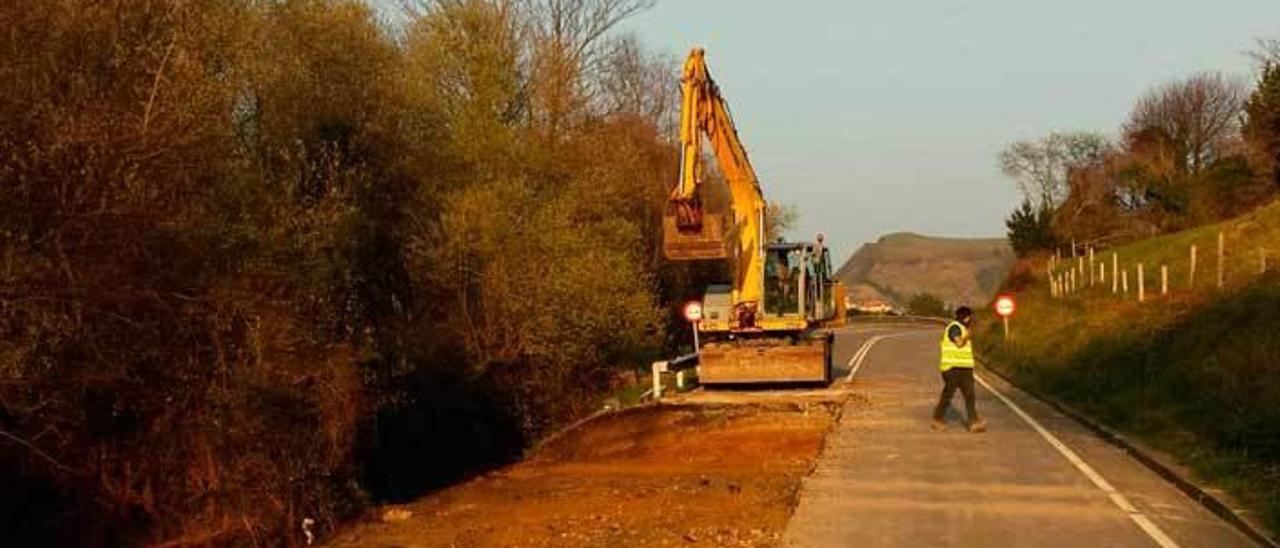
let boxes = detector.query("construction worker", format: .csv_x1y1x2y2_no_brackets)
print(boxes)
933,306,986,432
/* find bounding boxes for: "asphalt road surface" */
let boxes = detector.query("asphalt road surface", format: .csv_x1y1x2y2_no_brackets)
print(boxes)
784,322,1258,547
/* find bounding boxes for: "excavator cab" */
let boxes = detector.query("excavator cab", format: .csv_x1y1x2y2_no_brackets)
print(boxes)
803,242,840,323
761,241,840,324
763,244,804,318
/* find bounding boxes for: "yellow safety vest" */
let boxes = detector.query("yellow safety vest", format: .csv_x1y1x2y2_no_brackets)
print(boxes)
939,321,975,372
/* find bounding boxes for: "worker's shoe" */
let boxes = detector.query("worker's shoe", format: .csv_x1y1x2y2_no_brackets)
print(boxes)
930,419,946,431
968,419,987,433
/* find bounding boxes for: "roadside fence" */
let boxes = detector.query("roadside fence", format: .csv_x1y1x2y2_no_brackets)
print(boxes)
1047,229,1274,303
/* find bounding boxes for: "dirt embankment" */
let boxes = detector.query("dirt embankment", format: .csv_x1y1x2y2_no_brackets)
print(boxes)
331,394,851,547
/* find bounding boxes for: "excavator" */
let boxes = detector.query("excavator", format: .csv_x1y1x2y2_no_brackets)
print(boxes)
665,48,845,385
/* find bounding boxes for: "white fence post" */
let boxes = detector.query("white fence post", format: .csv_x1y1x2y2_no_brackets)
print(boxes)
1217,231,1225,290
1089,247,1095,287
1190,245,1197,289
1112,253,1119,294
1138,263,1145,302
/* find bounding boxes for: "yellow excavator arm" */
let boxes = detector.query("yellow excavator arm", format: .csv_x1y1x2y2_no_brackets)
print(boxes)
667,48,766,324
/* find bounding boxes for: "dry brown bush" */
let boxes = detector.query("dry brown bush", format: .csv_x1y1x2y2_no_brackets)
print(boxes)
3,0,680,544
0,0,394,544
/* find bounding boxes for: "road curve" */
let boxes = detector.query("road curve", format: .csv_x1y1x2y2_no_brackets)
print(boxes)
785,323,1256,547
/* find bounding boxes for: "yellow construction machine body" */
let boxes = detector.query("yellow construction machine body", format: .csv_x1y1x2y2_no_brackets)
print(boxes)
665,48,845,385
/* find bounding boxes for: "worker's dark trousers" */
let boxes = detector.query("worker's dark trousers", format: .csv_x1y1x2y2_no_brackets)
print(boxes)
933,367,978,423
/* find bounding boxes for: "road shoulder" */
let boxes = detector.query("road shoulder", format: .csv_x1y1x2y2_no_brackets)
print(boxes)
331,393,854,547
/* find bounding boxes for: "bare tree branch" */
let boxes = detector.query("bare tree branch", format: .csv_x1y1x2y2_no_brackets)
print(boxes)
1125,72,1247,173
999,132,1111,211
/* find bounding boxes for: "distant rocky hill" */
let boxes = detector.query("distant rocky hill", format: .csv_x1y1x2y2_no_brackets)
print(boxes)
835,232,1015,309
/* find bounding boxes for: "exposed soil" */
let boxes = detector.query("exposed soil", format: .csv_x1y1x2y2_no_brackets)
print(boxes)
330,391,851,547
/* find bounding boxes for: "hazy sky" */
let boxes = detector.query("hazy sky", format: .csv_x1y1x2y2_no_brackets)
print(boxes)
368,0,1280,260
619,0,1280,259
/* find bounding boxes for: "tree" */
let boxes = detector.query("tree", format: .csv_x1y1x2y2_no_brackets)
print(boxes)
0,0,680,543
1125,72,1247,174
401,0,663,442
1005,200,1058,257
499,0,659,130
0,1,405,543
596,34,678,132
764,201,798,242
1245,58,1280,188
999,131,1111,211
1248,38,1280,68
906,293,948,318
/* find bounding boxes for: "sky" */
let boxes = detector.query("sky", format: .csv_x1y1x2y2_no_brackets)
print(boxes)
369,0,1280,261
617,0,1280,260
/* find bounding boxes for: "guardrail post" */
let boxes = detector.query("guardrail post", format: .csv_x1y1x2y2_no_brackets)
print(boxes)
651,361,666,400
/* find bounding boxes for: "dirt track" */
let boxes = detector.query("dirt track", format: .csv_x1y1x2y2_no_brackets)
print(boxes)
331,393,854,547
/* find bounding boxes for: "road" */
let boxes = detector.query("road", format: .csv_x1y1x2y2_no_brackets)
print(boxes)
783,322,1257,547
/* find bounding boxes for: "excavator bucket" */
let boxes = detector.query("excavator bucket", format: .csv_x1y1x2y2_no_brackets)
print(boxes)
663,212,731,260
697,333,833,385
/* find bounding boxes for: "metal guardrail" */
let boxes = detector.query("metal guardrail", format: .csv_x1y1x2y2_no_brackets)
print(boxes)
845,315,948,326
648,353,699,401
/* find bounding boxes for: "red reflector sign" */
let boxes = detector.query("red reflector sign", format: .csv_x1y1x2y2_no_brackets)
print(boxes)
682,301,703,323
994,294,1016,318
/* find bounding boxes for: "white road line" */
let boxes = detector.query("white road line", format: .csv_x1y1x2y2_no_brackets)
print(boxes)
844,330,931,382
974,373,1180,548
844,335,886,382
843,338,877,382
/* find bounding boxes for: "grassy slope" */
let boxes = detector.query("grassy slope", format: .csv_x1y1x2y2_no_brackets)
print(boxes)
836,233,1014,308
976,200,1280,534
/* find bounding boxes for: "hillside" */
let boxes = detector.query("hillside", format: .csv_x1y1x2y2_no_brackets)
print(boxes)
834,232,1014,308
976,199,1280,535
